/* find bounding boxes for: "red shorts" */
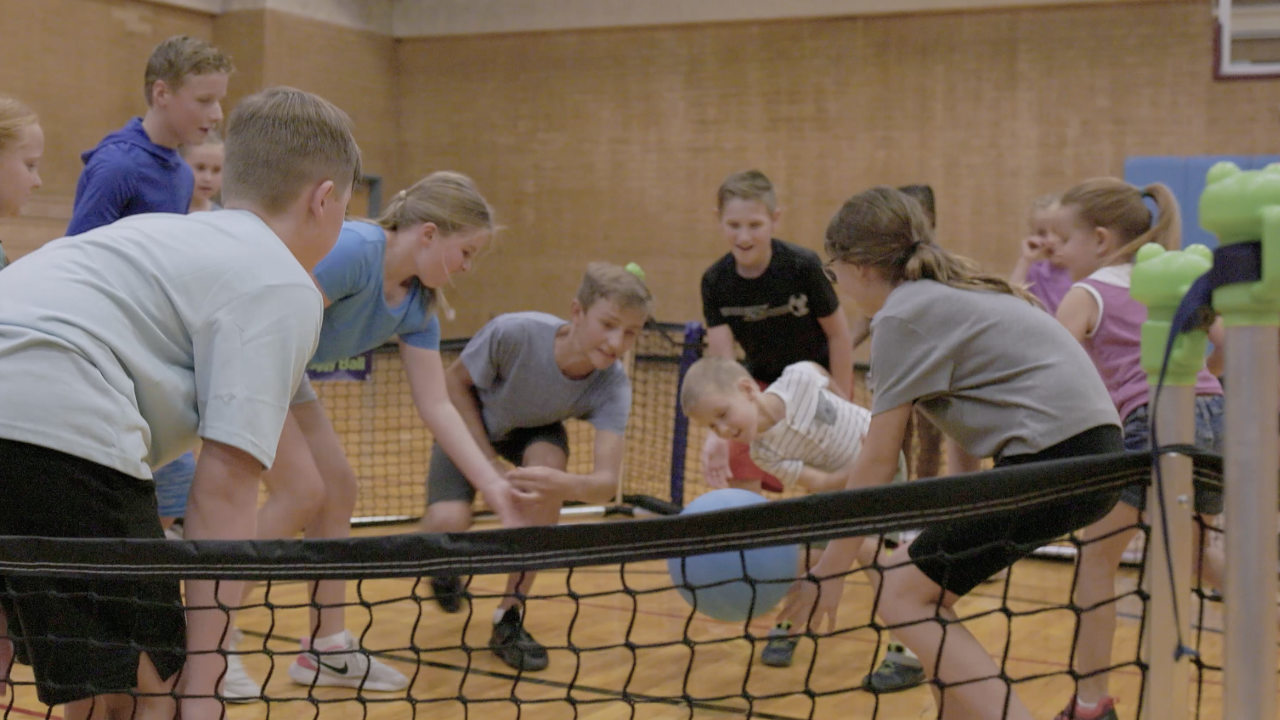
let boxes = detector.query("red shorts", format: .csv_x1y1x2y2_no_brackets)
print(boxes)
728,441,784,493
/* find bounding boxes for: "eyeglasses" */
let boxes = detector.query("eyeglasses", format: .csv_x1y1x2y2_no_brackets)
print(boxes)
822,261,838,285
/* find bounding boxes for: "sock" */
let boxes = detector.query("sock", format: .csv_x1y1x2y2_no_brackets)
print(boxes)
1074,698,1100,711
313,630,348,649
885,641,922,667
495,606,520,625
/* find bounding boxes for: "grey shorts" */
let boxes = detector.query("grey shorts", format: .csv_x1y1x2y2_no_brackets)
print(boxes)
426,422,570,504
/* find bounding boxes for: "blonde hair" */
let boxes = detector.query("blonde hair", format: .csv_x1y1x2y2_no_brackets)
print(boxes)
897,184,936,229
826,186,1037,304
221,87,362,214
1029,193,1059,214
577,262,654,316
376,171,496,322
0,96,38,154
179,128,223,159
144,35,234,105
680,357,752,416
1058,178,1179,264
717,169,778,215
377,171,493,235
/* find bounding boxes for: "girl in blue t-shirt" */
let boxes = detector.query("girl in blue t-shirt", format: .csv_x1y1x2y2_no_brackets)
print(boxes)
227,171,528,694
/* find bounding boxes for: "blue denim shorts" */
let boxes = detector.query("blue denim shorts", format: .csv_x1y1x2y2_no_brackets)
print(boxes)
1119,394,1224,514
153,450,196,518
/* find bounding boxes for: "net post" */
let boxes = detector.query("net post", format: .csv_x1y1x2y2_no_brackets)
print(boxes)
670,322,704,508
1200,167,1280,720
1131,243,1211,720
614,342,640,510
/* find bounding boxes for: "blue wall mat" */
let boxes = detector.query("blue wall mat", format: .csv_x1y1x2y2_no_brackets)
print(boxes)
1123,155,1269,249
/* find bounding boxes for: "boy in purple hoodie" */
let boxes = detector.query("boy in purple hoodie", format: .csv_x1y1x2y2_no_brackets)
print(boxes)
67,36,232,234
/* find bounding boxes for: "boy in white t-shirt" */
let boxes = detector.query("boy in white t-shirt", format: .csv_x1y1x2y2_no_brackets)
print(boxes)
680,357,906,668
0,87,360,720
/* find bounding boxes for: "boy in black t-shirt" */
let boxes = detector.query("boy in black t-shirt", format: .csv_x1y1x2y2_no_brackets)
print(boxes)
698,169,853,493
698,169,853,670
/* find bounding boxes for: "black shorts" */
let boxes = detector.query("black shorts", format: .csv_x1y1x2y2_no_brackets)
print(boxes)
0,439,186,706
907,425,1124,596
426,423,571,504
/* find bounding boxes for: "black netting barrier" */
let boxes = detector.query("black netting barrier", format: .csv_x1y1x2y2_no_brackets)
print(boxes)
313,320,936,524
0,450,1229,719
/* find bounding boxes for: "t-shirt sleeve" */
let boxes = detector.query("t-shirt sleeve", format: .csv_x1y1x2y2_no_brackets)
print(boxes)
459,316,513,391
782,362,829,393
868,315,955,415
194,285,322,467
799,252,840,320
67,152,135,235
584,370,632,435
400,313,441,351
311,230,369,303
701,267,727,327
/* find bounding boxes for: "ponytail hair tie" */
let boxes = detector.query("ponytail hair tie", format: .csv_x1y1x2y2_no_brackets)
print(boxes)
624,262,646,283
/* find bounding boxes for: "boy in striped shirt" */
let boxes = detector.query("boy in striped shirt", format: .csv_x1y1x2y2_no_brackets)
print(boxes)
682,357,901,494
681,357,910,671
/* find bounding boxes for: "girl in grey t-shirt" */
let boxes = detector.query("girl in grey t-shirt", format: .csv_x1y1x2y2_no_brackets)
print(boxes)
779,186,1122,720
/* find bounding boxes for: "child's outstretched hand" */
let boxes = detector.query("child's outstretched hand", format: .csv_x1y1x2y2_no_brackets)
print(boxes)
507,466,568,504
778,571,843,635
700,433,732,488
480,481,530,528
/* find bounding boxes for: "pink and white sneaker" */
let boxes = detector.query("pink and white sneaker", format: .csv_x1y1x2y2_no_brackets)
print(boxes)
288,630,408,691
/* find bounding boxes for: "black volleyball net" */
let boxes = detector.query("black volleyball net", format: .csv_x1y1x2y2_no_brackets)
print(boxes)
311,321,703,523
0,449,1227,719
311,320,942,524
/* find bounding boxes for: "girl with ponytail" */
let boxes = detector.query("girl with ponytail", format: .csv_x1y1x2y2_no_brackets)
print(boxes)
223,171,527,695
1046,179,1224,720
780,186,1123,720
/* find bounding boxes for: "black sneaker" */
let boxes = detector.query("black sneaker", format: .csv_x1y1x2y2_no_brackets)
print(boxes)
862,655,926,693
430,576,465,613
760,624,798,667
489,607,549,671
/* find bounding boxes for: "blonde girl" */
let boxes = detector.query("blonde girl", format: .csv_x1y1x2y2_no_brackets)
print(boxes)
1048,178,1225,720
0,96,44,268
222,171,529,696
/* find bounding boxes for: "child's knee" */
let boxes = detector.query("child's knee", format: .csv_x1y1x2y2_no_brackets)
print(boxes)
265,473,326,524
322,465,359,513
425,500,473,532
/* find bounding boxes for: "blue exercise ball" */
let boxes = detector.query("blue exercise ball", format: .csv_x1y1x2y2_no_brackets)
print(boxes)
666,488,799,622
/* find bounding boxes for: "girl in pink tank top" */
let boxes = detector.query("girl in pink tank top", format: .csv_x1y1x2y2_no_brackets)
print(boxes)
1047,178,1225,720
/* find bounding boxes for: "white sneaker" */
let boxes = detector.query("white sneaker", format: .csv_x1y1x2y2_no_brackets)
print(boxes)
288,630,409,691
221,653,262,703
220,629,262,703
